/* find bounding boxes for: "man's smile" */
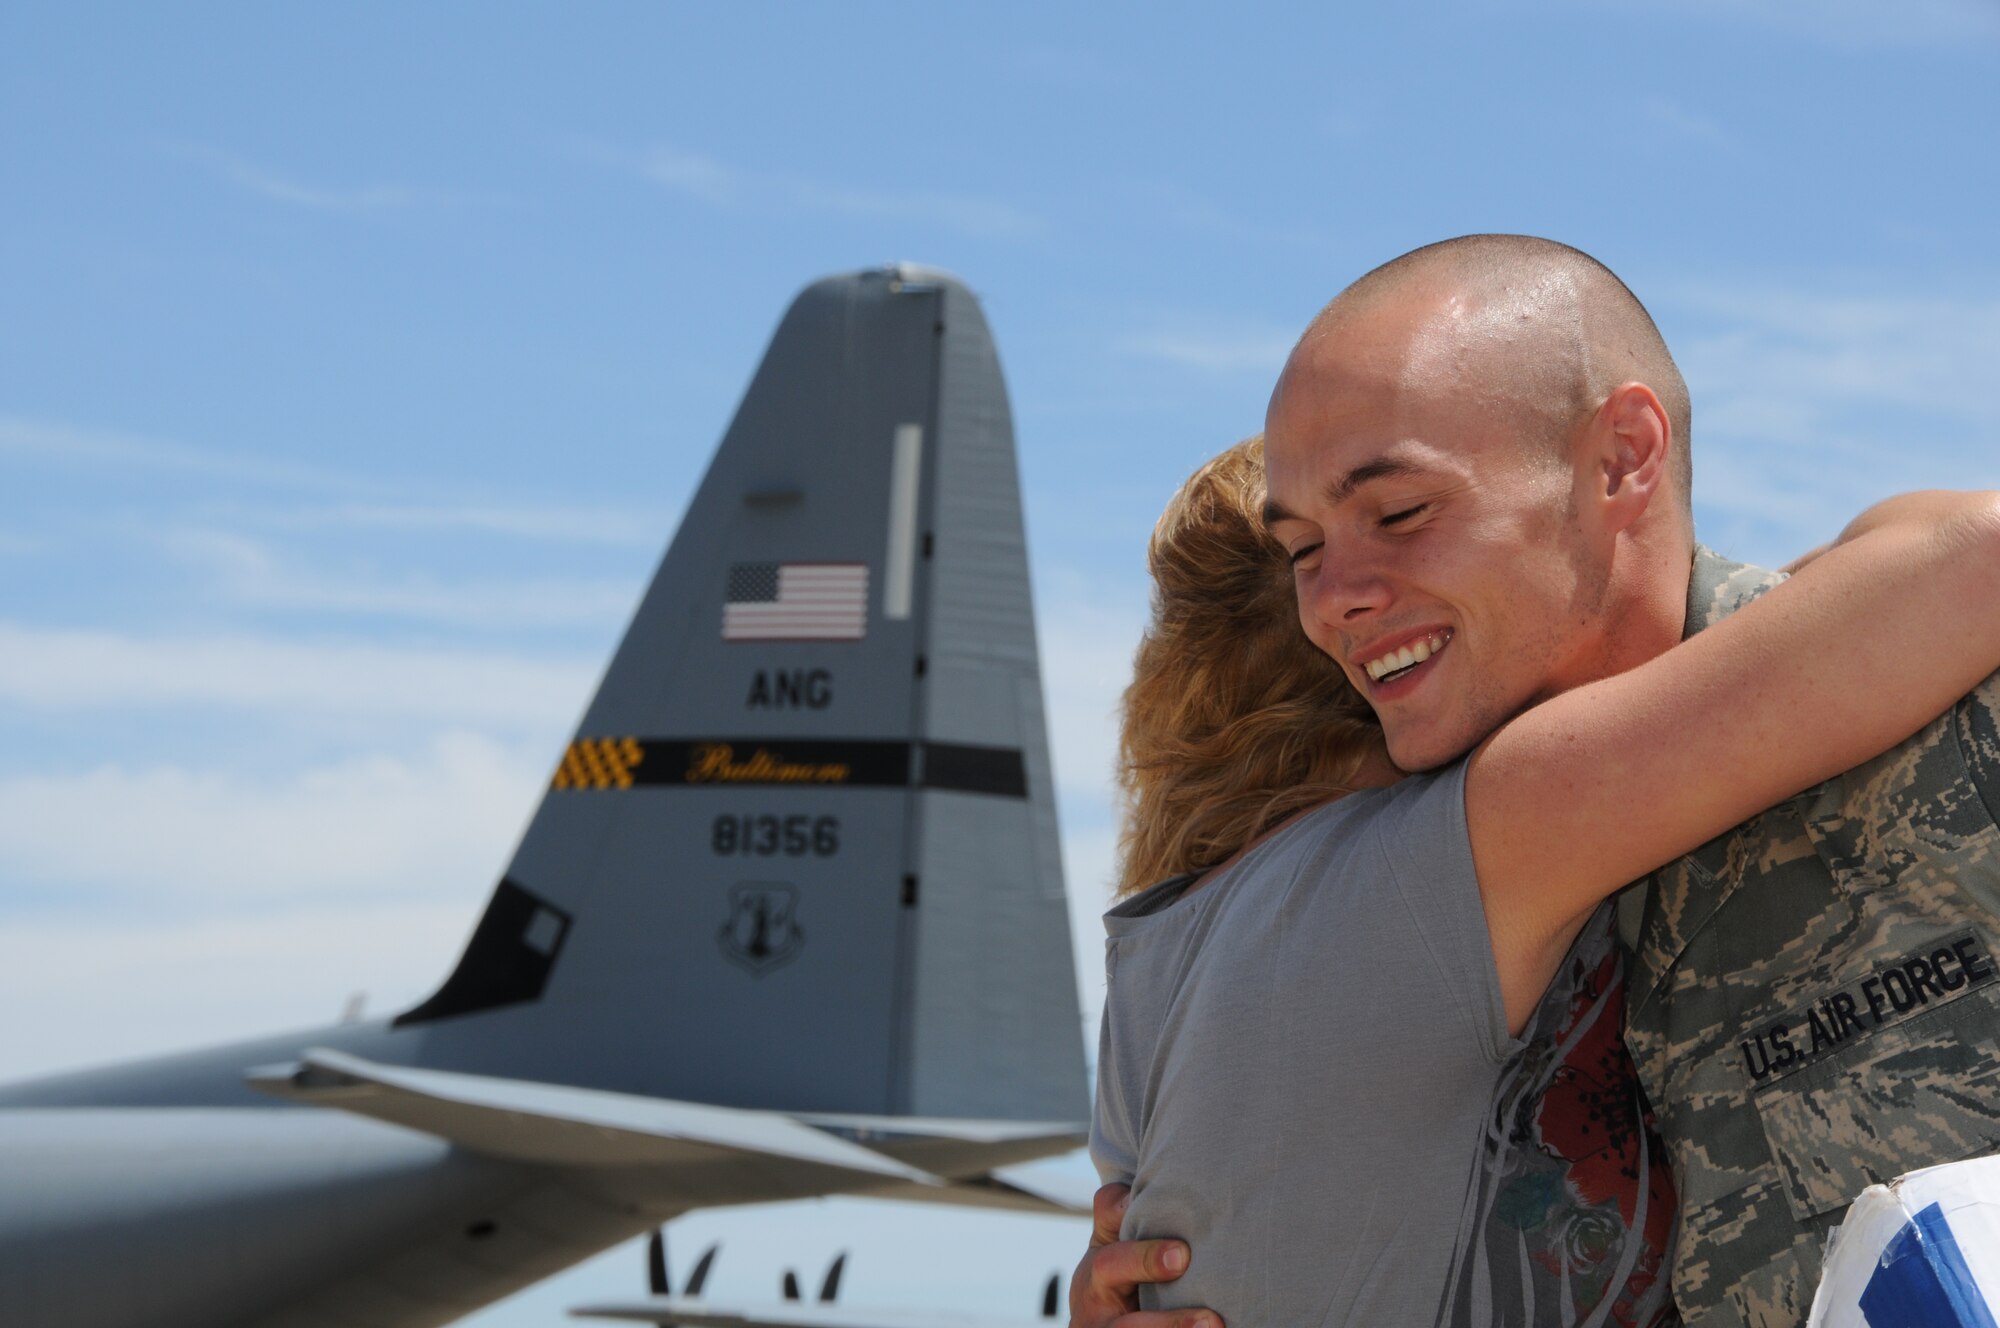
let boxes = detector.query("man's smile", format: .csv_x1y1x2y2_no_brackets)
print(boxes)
1357,627,1454,688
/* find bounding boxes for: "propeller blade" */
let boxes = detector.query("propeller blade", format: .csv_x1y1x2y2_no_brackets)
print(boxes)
782,1270,802,1302
1043,1272,1060,1318
647,1230,669,1297
686,1244,718,1297
819,1252,847,1303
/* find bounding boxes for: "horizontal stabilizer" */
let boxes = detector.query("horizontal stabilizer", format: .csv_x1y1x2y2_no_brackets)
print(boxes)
570,1299,1047,1328
846,1165,1090,1216
983,1163,1096,1214
246,1049,935,1185
793,1112,1085,1180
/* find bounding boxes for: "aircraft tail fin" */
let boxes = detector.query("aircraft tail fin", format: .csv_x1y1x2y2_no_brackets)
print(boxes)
394,267,1087,1125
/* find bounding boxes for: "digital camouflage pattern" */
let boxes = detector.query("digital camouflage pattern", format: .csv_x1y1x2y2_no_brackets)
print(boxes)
1623,546,2000,1327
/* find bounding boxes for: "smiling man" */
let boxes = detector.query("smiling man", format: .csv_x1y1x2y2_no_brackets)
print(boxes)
1263,239,1694,777
1071,235,2000,1328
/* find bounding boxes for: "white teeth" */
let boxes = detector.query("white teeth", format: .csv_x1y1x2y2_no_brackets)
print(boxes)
1361,631,1448,683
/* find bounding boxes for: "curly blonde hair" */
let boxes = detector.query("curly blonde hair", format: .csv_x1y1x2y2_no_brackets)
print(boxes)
1115,436,1384,896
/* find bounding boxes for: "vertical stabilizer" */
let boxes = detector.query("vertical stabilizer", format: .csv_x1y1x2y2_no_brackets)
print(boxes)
397,267,1087,1123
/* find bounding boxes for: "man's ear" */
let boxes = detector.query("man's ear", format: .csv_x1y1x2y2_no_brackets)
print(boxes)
1590,382,1671,534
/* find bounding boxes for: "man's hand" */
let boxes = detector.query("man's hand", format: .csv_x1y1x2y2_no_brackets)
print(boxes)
1067,1182,1221,1328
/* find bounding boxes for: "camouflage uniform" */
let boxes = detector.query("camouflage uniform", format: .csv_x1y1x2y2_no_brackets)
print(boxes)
1621,546,2000,1327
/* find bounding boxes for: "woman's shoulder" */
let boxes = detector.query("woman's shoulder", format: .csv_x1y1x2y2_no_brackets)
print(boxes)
1102,768,1463,931
1295,762,1464,850
1106,872,1201,921
1206,771,1457,881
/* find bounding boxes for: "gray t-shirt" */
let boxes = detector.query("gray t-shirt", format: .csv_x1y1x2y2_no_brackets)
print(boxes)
1091,764,1518,1327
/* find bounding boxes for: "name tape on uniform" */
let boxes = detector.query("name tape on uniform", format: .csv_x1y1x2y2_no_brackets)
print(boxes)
1742,931,1998,1084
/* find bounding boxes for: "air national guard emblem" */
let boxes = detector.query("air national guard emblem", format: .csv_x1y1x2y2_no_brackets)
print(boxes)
718,882,804,975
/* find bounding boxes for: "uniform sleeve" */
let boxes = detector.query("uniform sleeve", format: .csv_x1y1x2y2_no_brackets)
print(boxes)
1368,763,1520,1065
1958,670,2000,849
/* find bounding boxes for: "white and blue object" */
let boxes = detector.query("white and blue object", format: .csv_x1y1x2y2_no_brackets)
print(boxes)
1810,1155,2000,1327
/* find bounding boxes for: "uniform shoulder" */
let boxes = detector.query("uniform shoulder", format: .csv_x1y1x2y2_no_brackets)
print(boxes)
1685,544,1788,637
1956,671,2000,817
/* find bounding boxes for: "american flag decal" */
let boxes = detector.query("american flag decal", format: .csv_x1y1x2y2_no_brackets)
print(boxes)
723,562,868,641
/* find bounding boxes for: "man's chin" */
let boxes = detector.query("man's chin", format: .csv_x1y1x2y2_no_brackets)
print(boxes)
1384,726,1483,774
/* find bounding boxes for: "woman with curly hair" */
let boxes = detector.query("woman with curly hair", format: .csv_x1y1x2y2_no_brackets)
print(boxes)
1113,435,1386,898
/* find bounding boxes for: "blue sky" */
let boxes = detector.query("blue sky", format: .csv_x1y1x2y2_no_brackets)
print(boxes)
3,1,1998,1320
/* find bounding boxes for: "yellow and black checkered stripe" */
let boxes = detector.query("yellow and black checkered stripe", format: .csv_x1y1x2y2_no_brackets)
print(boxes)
551,737,647,790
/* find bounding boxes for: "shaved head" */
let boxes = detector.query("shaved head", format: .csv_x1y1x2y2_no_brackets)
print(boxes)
1265,235,1703,768
1302,234,1692,513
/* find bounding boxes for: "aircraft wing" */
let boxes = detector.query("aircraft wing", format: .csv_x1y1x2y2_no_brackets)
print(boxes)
248,1049,937,1184
570,1297,1048,1328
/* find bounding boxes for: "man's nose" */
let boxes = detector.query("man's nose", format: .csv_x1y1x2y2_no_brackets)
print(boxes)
1307,554,1393,626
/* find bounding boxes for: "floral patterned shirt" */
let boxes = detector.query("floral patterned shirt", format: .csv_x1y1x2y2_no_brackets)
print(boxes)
1438,903,1679,1328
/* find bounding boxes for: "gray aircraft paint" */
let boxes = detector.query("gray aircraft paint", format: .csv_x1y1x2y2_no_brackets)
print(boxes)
0,267,1088,1328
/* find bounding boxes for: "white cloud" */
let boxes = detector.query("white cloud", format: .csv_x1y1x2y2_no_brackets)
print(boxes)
582,141,1046,242
167,142,483,213
0,419,671,554
1644,97,1734,147
1670,284,2000,558
1059,816,1117,1056
1036,581,1143,1048
0,415,368,493
1677,288,2000,420
0,419,673,561
786,178,1044,243
1588,0,1999,47
1115,326,1297,375
1005,45,1138,93
0,731,544,902
0,621,593,727
1688,443,1875,567
1682,0,1999,46
168,528,639,629
284,502,666,548
1109,178,1334,251
0,898,477,1083
633,145,740,205
992,572,1145,1055
1037,587,1143,811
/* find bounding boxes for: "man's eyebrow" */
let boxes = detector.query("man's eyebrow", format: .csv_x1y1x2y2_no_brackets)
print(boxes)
1326,458,1422,504
1263,457,1424,526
